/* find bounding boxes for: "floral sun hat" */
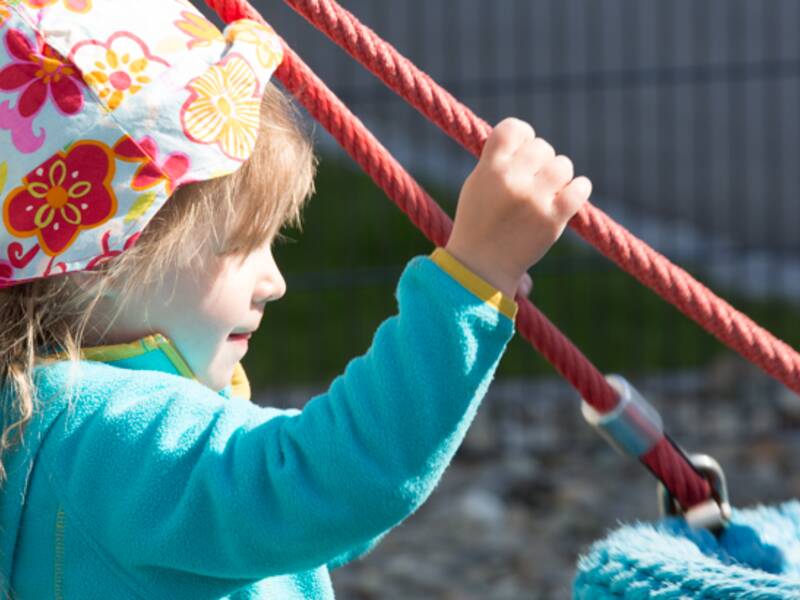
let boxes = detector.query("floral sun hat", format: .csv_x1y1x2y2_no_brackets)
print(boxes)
0,0,283,287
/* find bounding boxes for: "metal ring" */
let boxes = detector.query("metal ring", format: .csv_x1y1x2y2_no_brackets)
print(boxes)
658,453,732,534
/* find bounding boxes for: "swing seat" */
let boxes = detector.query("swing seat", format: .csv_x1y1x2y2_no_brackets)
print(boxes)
574,500,800,599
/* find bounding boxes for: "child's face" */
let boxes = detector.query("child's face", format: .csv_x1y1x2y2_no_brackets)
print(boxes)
90,239,286,392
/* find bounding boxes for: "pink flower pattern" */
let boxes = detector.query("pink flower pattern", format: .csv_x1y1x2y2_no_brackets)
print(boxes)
0,0,285,284
69,32,169,112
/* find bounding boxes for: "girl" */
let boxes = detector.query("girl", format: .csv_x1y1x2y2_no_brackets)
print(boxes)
0,1,591,597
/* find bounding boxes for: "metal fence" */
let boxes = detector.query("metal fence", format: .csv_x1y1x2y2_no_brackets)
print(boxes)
200,1,800,387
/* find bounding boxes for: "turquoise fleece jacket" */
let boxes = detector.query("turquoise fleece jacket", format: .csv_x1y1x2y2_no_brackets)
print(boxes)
0,250,517,599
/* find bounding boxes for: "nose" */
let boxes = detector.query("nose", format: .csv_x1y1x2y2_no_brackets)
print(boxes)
253,247,286,306
269,268,287,301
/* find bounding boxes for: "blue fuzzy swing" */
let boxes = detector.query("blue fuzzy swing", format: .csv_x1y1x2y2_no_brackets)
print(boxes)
574,501,800,598
573,377,800,598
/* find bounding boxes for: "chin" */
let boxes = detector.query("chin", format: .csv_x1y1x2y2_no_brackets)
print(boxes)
215,368,234,391
208,379,230,394
197,366,233,394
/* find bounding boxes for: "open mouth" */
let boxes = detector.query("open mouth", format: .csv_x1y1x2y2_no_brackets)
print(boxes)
228,333,252,342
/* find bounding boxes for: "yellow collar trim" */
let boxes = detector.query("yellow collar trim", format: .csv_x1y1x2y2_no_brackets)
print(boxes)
40,333,251,400
83,333,196,378
42,333,196,379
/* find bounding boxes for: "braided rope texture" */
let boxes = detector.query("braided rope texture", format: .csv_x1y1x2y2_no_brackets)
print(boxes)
204,0,711,508
283,0,800,398
574,500,800,598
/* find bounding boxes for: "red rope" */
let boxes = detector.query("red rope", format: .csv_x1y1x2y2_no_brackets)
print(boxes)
204,0,712,509
279,0,800,399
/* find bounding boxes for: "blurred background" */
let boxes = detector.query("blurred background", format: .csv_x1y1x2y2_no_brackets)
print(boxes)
201,1,800,598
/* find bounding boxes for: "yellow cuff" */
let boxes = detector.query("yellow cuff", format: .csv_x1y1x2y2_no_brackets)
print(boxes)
430,248,518,321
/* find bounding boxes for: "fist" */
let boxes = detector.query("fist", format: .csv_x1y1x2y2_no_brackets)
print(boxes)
445,118,592,299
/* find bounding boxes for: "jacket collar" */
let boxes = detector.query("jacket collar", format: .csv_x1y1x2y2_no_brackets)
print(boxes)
39,333,251,401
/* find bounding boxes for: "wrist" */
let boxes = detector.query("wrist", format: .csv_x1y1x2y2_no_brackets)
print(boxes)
443,243,520,299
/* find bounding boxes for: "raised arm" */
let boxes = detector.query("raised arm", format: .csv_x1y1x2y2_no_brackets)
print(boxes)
38,250,516,595
39,117,590,596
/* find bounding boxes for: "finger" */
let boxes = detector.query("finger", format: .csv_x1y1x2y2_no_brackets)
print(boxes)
552,176,592,222
517,273,533,297
509,137,556,183
481,118,536,169
531,155,575,201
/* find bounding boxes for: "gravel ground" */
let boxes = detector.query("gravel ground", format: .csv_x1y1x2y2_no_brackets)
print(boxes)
257,355,800,599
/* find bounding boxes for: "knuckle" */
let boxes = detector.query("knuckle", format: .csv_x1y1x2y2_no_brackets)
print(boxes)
555,178,590,216
555,155,574,178
542,155,573,181
495,117,517,131
535,138,556,158
484,155,509,177
492,118,518,142
480,147,505,171
514,118,535,138
567,176,592,201
496,117,534,139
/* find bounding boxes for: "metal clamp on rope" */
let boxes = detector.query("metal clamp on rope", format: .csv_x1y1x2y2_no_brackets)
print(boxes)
580,374,664,459
581,375,732,533
658,453,732,534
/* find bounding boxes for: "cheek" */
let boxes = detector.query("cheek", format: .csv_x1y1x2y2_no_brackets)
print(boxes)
196,286,248,333
186,300,239,336
167,256,249,337
150,289,228,344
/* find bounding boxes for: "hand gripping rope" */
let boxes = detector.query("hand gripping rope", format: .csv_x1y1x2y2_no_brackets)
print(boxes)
206,0,800,531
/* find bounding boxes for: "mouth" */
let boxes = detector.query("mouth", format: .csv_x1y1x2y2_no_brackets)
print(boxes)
228,332,252,342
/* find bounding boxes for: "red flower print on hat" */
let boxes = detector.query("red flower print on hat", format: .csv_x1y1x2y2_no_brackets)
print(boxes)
0,258,12,283
3,141,117,257
113,135,190,195
21,0,91,13
0,240,41,287
85,229,140,271
70,32,169,112
180,54,261,161
0,27,85,119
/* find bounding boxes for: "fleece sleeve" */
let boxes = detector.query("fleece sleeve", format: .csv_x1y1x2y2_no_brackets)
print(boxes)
39,250,517,590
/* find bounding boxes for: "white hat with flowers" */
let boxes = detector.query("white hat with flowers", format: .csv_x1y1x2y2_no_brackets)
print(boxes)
0,0,283,286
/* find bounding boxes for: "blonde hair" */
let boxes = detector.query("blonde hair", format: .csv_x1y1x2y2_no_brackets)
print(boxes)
0,82,316,484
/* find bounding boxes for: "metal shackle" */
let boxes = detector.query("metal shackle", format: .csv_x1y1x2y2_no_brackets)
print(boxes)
658,453,732,533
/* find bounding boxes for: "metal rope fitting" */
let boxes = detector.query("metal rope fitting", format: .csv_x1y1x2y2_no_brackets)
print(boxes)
581,374,664,459
658,453,732,534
